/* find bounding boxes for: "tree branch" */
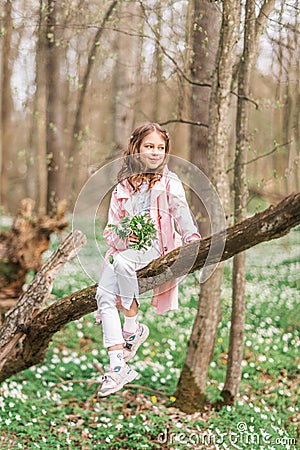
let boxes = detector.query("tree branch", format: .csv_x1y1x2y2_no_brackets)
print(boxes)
255,0,276,40
160,119,209,128
226,140,292,173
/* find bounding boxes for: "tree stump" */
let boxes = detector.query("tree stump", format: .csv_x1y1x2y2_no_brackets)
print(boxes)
0,198,68,322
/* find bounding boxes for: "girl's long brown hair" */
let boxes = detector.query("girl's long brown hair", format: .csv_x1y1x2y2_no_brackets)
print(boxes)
117,122,170,192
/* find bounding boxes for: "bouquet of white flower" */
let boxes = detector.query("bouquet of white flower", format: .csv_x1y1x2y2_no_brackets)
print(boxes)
108,213,157,251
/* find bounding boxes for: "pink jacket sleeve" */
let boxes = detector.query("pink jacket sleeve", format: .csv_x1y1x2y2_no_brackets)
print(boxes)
167,174,201,243
103,188,128,251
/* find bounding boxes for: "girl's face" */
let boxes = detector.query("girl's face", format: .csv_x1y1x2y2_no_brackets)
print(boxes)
139,131,166,170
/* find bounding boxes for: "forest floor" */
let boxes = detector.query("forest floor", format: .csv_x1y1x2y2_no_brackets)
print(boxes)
0,224,299,449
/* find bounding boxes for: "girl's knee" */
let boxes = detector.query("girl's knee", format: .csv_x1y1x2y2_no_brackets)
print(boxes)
96,285,114,310
96,284,103,302
113,252,134,274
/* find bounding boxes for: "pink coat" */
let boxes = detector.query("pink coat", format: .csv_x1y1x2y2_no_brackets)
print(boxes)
102,166,201,314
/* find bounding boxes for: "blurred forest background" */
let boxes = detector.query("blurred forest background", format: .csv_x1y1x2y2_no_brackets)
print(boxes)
0,0,299,216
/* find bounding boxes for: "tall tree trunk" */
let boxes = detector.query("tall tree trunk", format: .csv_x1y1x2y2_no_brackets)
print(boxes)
112,1,140,154
272,0,285,193
175,0,241,413
151,0,163,122
221,0,256,405
45,0,66,215
27,0,48,214
285,28,299,194
132,19,144,128
0,0,13,212
295,1,300,191
189,0,220,234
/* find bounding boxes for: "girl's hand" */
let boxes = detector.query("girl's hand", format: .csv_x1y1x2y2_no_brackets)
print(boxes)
128,233,139,246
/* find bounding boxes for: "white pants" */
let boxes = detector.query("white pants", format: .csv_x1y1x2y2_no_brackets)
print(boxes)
96,245,160,348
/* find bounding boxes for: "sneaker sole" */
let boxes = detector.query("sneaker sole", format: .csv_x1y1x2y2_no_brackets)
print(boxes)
124,325,150,363
97,369,139,398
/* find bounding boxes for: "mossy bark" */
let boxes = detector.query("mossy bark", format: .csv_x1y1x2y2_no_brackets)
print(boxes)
174,364,206,414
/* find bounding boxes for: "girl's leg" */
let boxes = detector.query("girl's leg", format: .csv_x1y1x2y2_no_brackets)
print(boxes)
112,246,160,309
113,246,159,362
123,299,139,334
97,263,139,398
97,246,160,397
96,264,124,368
104,298,139,369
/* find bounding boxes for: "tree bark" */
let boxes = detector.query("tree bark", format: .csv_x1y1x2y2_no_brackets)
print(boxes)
175,0,241,413
151,0,164,123
284,23,299,194
0,191,299,383
0,0,13,212
232,0,276,83
222,0,257,405
27,0,48,214
45,0,67,215
295,1,300,191
176,0,220,412
111,1,140,154
189,0,220,234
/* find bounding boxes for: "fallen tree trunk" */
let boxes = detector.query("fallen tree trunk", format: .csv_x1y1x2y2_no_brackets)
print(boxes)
0,192,299,382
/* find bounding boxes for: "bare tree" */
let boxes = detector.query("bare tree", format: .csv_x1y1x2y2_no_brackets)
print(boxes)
150,0,164,122
284,8,300,192
45,0,67,215
221,0,257,404
27,0,48,214
111,1,141,153
270,0,299,195
175,0,241,413
186,0,220,235
0,0,13,211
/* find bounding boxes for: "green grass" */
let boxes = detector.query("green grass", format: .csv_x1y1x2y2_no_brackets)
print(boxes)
0,227,299,449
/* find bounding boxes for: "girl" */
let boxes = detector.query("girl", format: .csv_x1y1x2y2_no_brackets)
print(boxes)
96,122,201,397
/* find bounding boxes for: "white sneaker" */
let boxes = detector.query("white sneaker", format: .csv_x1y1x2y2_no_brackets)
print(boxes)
123,324,149,363
97,364,138,397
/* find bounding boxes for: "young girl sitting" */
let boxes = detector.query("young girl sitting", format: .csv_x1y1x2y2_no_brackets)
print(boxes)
96,122,201,397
